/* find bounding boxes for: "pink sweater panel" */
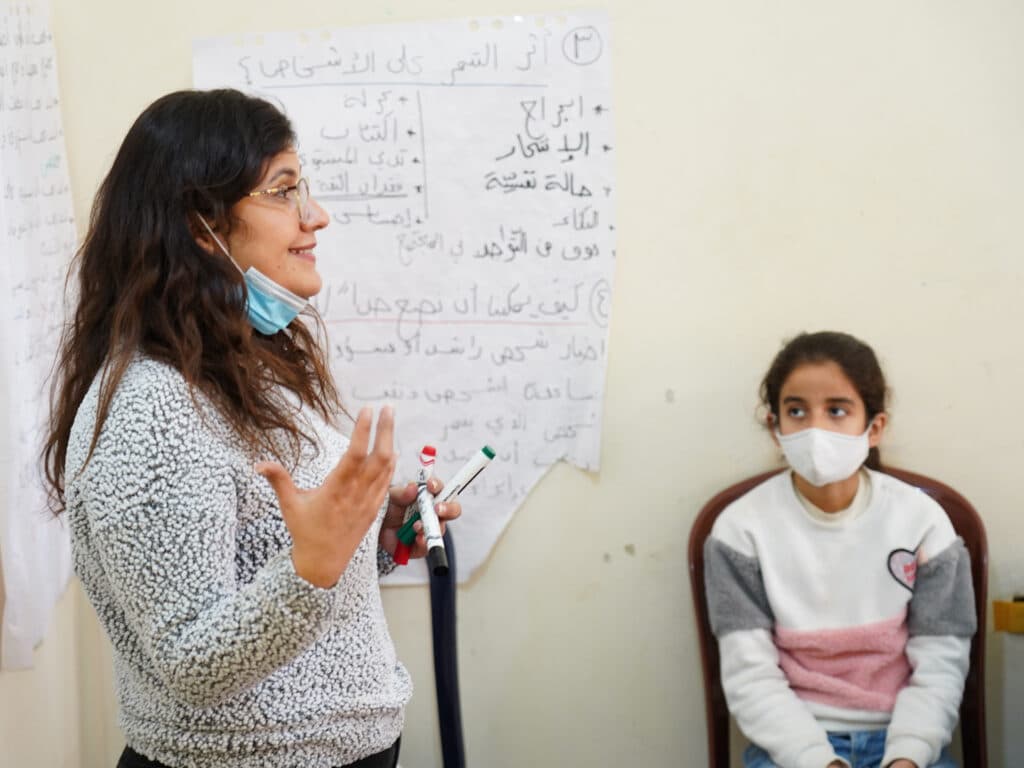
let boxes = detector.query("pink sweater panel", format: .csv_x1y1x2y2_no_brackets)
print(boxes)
775,611,912,712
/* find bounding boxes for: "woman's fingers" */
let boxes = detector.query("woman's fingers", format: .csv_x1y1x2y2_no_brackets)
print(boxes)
383,482,417,529
255,461,298,508
436,500,461,521
324,406,396,493
372,405,395,458
258,406,401,587
362,407,397,503
389,481,418,507
413,519,446,537
347,406,374,455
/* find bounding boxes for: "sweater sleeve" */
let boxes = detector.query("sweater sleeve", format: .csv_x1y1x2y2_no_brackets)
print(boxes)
378,546,398,576
705,536,847,768
76,371,343,707
883,540,975,767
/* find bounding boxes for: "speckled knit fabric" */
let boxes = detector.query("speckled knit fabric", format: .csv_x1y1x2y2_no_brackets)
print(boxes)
65,357,411,768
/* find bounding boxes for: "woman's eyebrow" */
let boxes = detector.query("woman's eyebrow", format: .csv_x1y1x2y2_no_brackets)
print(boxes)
263,166,299,185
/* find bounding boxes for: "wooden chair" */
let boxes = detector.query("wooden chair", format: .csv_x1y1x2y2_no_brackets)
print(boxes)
687,468,988,768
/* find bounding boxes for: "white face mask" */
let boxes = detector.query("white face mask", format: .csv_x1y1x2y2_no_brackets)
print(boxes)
775,425,872,487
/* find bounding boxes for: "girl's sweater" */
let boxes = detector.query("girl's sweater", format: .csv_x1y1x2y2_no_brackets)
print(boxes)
704,470,975,768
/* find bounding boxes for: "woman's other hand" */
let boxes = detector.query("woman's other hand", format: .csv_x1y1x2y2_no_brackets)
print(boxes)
257,406,397,588
379,476,462,559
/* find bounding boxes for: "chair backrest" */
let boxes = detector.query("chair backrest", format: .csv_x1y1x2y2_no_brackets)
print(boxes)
687,467,988,768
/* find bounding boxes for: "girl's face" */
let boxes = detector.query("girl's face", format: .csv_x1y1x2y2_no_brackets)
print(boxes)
225,149,330,299
774,360,885,447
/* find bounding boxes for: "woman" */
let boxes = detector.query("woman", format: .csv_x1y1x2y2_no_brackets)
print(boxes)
43,89,458,768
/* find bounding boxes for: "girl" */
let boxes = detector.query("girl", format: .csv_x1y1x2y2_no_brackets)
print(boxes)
704,331,975,768
43,89,459,768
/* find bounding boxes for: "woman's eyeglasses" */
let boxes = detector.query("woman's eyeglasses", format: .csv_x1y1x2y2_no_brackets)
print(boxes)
246,177,312,223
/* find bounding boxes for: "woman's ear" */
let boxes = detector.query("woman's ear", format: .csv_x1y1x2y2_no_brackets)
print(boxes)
867,412,888,448
190,213,222,256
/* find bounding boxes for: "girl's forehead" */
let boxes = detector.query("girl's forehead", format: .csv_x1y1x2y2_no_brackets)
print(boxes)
781,361,861,398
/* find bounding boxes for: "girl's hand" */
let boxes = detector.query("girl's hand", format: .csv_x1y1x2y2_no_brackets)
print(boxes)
379,476,462,559
257,406,397,588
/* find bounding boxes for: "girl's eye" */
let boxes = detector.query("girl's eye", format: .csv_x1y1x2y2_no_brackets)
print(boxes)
786,406,806,418
272,187,291,200
829,406,849,417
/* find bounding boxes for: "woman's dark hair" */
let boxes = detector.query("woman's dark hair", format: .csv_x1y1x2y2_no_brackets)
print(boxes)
759,331,888,469
44,89,341,509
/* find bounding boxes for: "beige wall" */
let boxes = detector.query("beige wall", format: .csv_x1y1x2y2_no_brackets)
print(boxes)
2,1,1022,765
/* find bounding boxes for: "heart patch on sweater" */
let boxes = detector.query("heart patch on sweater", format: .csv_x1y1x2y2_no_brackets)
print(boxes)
887,548,918,592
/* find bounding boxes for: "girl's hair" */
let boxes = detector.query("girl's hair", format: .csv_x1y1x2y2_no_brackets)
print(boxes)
759,331,888,469
44,89,341,510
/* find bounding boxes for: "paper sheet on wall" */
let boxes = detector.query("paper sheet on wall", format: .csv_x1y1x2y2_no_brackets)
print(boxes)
0,0,75,668
194,11,615,583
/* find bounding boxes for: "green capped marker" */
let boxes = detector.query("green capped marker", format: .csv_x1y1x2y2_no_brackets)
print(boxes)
394,445,496,554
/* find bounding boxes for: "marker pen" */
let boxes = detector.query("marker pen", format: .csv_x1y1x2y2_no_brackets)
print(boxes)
435,445,496,505
395,445,495,547
415,445,449,576
392,445,434,566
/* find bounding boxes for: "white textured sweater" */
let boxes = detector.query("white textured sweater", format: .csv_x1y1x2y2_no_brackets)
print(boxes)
65,357,411,768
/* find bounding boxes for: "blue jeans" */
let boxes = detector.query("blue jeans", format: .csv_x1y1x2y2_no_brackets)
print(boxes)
742,729,957,768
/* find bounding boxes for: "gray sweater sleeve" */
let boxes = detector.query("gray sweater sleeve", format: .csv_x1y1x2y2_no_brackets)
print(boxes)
74,368,342,708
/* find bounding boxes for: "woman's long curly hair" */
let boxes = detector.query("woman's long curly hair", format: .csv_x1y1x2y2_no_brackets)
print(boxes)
44,89,341,510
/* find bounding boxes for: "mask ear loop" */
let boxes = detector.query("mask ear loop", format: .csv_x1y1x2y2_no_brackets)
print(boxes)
196,214,246,277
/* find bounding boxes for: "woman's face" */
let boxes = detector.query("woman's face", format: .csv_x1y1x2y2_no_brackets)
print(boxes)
775,361,879,441
225,149,329,299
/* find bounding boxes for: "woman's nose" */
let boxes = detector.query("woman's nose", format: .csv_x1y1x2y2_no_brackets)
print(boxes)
303,197,330,230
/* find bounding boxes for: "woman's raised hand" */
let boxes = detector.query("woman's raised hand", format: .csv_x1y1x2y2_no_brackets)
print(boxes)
256,406,397,588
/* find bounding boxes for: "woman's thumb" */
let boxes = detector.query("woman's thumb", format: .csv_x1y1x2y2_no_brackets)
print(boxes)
255,461,298,505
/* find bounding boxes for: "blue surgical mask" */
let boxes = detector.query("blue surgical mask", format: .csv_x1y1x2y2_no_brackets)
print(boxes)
197,216,307,335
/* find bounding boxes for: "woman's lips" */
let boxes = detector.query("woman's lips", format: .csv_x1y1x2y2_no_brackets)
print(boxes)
289,246,316,263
